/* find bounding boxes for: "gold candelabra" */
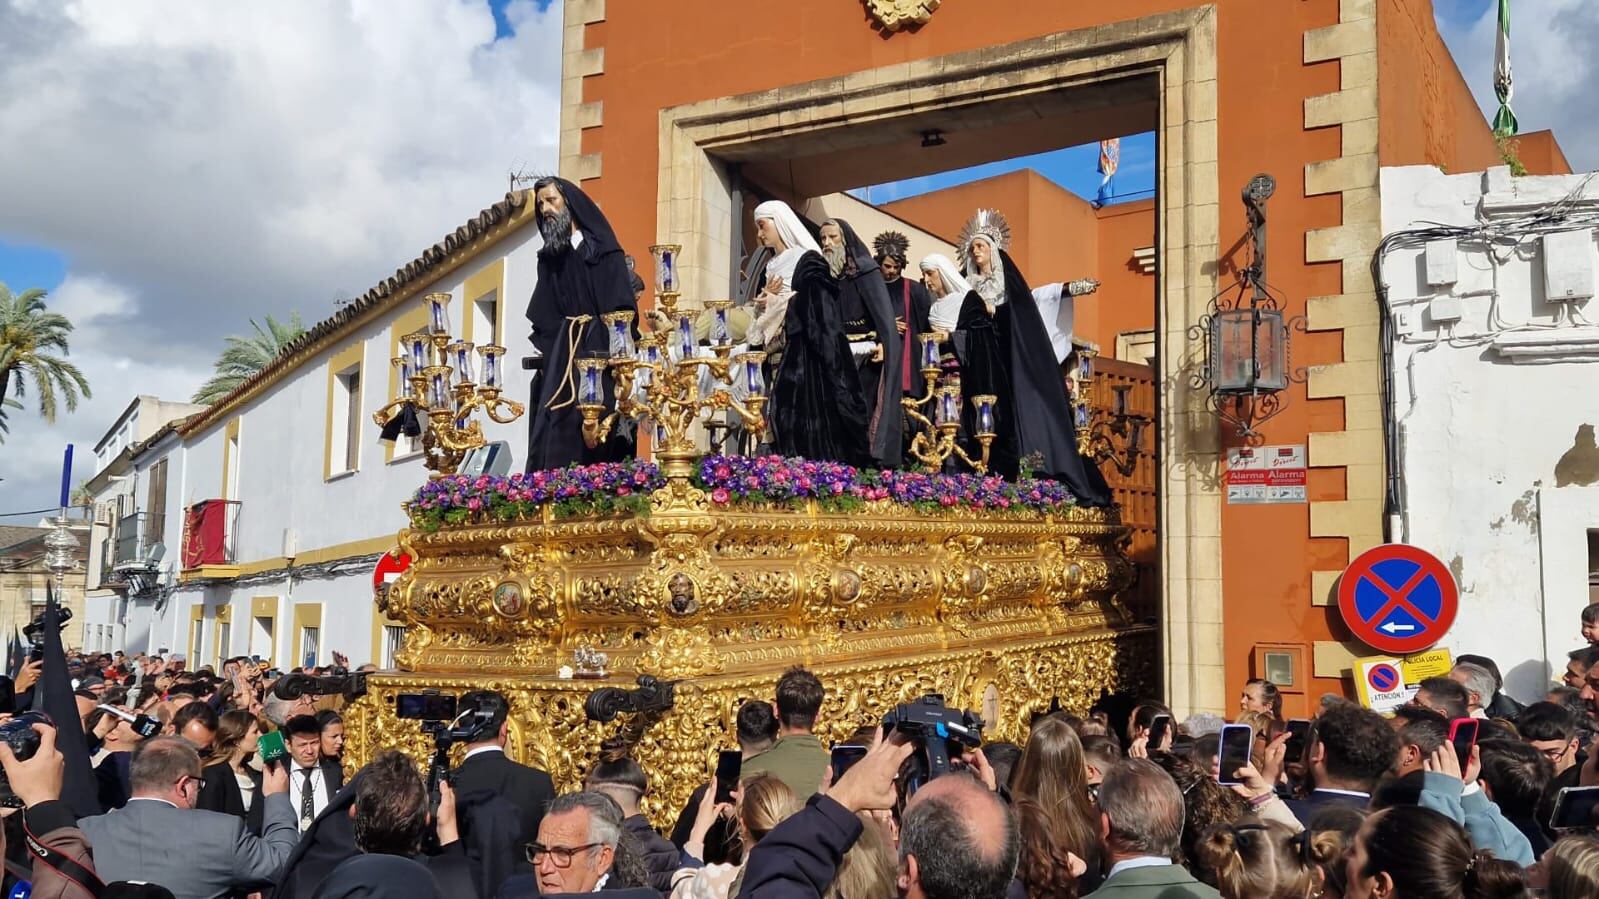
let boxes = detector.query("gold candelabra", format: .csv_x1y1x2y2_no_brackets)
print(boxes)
373,292,525,477
576,244,768,480
900,331,995,474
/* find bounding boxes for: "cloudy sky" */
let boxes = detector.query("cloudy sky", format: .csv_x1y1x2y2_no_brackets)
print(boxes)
0,0,1590,518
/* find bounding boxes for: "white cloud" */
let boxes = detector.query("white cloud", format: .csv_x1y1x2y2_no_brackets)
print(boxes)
1437,0,1599,172
0,0,561,513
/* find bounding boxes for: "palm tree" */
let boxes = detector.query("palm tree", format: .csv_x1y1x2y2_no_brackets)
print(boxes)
0,396,21,444
192,313,307,405
0,283,92,423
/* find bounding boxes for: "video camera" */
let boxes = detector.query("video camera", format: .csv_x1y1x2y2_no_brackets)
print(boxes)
270,670,369,702
882,693,984,786
395,690,500,809
0,711,52,807
24,608,72,662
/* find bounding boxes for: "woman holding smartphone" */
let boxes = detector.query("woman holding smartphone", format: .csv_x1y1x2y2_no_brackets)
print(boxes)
196,709,266,835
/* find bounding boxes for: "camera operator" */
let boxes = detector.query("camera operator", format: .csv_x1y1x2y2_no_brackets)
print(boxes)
0,721,102,899
736,732,1021,899
451,690,554,848
78,736,297,898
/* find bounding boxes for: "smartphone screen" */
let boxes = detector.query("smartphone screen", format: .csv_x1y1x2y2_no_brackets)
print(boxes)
831,744,869,783
713,749,742,803
1147,715,1171,750
1285,718,1310,761
1216,724,1253,785
1449,718,1480,764
1551,786,1599,830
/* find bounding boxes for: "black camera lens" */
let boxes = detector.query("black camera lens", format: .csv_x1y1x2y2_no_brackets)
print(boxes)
0,711,53,808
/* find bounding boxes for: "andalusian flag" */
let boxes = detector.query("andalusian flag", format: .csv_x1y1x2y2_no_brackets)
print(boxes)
1493,0,1518,137
1096,138,1120,206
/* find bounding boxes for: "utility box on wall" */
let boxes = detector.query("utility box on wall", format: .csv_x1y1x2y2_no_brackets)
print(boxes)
1542,230,1596,303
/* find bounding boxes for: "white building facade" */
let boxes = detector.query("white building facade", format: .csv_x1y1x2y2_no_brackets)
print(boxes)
1380,165,1599,700
81,191,543,671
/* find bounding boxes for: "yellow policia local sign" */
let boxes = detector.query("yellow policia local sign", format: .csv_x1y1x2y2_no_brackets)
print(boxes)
1351,647,1455,715
866,0,942,32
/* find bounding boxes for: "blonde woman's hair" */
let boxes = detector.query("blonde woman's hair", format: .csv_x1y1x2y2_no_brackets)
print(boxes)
1192,819,1325,899
1546,834,1599,899
825,814,897,899
738,774,802,846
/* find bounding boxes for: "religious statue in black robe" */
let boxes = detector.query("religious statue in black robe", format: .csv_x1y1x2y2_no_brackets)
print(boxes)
768,251,873,467
957,213,1112,505
523,177,636,472
872,231,934,401
823,218,904,468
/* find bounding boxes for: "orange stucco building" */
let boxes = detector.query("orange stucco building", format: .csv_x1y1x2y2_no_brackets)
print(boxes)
556,0,1565,717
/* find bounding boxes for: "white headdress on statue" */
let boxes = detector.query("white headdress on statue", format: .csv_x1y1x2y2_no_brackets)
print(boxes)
919,253,971,332
958,208,1012,306
754,200,820,289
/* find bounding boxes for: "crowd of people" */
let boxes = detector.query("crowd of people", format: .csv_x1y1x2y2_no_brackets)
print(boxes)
7,605,1599,898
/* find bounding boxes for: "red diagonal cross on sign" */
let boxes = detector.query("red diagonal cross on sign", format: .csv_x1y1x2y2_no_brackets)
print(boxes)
1338,544,1458,655
1358,565,1436,628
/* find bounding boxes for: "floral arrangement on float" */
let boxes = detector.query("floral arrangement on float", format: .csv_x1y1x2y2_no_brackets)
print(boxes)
407,454,1077,531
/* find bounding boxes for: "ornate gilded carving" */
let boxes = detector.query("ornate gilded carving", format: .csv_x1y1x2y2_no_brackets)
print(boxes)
348,473,1150,825
864,0,942,33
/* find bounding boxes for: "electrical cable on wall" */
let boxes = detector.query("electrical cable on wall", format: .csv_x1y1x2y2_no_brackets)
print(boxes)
1370,173,1599,538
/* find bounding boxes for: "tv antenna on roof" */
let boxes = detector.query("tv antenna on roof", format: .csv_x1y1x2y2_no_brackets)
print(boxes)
509,166,539,193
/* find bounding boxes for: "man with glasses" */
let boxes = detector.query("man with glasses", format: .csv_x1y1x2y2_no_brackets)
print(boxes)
78,735,295,899
499,792,657,898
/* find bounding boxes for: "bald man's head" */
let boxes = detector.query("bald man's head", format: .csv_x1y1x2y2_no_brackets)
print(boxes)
900,773,1018,899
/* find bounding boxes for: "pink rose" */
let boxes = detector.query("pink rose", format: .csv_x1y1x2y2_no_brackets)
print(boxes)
711,488,731,505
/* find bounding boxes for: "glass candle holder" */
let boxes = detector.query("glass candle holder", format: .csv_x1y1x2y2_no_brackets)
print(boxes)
576,358,607,406
1075,402,1091,429
676,313,696,359
447,340,476,384
603,311,636,359
972,394,997,436
425,366,454,412
936,385,961,427
392,355,413,385
736,352,765,396
705,300,732,345
920,332,943,369
407,332,430,373
425,292,452,336
649,244,682,294
477,344,504,390
1077,350,1095,381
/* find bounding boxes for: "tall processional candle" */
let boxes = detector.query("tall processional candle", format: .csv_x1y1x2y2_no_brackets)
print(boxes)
425,366,454,411
426,293,452,336
920,333,941,370
706,300,732,345
737,352,765,396
650,244,681,294
447,341,476,384
936,385,960,427
477,345,504,390
603,311,636,359
577,359,605,406
59,445,73,510
973,395,996,437
407,332,429,373
677,314,696,360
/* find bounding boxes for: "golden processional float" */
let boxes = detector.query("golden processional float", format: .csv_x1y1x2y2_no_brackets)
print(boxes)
344,244,1156,822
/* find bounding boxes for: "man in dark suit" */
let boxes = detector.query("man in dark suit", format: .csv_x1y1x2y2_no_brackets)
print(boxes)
285,713,345,833
452,690,556,848
78,736,297,899
1284,702,1398,823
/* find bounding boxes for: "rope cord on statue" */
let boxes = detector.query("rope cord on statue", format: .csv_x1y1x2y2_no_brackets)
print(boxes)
544,315,595,412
